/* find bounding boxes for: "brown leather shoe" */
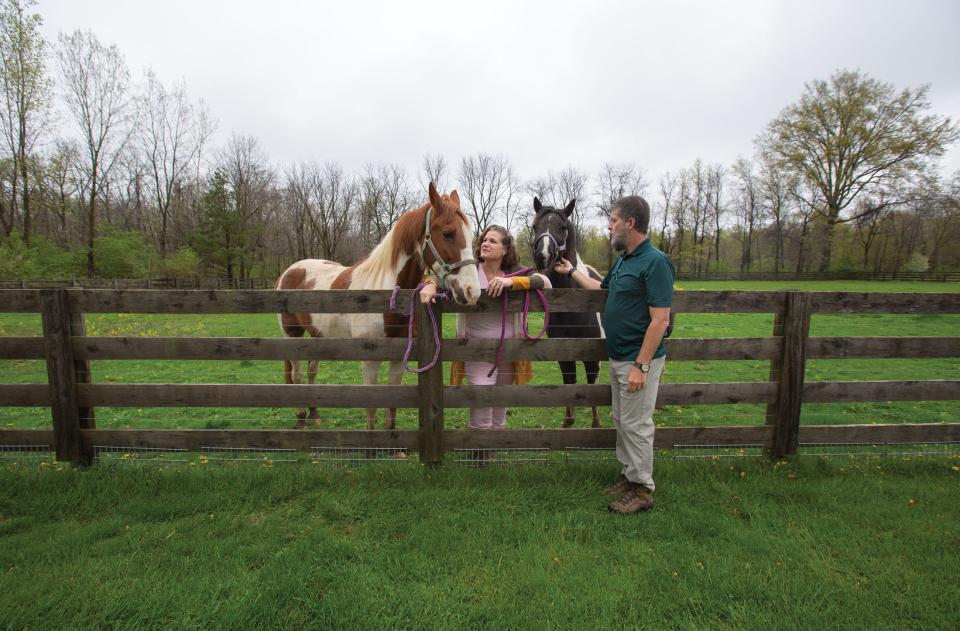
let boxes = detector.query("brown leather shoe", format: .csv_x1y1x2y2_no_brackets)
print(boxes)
603,474,632,496
608,484,654,514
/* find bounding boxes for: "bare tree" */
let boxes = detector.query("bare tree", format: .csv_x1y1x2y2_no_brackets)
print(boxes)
657,171,676,253
731,158,760,272
360,162,412,246
217,134,274,279
595,162,647,219
420,153,448,191
57,29,132,276
457,152,515,238
137,69,213,258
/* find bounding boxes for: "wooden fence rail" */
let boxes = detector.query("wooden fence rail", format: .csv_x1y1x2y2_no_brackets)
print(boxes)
1,288,958,466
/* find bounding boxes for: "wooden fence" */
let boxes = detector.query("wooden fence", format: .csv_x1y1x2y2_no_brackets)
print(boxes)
3,268,960,290
1,288,958,466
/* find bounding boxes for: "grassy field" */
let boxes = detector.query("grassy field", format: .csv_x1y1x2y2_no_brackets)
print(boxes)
0,281,958,628
0,455,958,629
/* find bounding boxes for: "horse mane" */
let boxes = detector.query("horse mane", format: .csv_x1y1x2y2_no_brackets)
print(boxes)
350,202,428,289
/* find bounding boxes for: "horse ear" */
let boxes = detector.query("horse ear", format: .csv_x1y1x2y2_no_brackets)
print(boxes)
533,197,542,212
449,189,460,206
563,199,576,217
428,182,441,209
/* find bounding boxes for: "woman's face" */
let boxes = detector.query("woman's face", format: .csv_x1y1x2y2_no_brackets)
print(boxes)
479,229,507,263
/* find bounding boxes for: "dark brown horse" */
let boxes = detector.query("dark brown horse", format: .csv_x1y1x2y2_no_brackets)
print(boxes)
531,197,604,427
276,182,480,429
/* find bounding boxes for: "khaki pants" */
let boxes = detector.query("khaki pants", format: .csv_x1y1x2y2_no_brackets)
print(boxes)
609,357,665,492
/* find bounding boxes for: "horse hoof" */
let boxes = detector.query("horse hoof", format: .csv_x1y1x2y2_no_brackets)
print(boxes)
562,419,575,428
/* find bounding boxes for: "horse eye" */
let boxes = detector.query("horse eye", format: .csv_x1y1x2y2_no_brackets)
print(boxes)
442,231,455,241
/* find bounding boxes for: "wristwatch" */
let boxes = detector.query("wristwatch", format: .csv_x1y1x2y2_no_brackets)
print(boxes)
567,267,577,278
632,361,650,373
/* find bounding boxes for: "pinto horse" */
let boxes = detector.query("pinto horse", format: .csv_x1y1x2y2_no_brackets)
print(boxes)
276,182,481,429
531,197,605,428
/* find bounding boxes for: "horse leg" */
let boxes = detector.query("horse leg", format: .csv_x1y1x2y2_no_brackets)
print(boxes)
285,359,308,429
584,360,602,428
385,360,404,430
361,360,380,430
307,359,321,426
558,360,577,428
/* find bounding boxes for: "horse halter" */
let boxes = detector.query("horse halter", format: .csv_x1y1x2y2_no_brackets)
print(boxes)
419,203,476,289
533,210,569,262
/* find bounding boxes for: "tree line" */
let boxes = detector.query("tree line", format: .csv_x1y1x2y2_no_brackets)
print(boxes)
0,0,958,280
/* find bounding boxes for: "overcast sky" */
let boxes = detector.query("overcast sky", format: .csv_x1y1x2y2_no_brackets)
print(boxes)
38,0,960,196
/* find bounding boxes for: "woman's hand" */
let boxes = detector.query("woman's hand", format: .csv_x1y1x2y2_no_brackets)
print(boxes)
420,282,439,304
486,276,513,297
554,258,574,275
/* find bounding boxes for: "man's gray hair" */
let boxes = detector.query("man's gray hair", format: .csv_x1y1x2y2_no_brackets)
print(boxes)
611,196,650,234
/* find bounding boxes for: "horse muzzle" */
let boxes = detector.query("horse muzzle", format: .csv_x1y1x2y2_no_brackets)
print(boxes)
446,269,480,306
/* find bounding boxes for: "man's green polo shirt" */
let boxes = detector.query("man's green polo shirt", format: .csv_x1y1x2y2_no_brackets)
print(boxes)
601,239,675,361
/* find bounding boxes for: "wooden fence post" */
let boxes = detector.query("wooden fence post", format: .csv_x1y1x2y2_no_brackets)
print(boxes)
415,298,444,464
764,291,812,458
41,289,92,465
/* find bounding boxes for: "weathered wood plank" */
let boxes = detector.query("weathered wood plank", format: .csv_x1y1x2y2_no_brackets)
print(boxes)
0,384,49,405
71,311,95,432
808,292,960,314
0,429,53,447
444,337,780,361
0,337,45,359
798,423,960,444
70,289,415,314
416,300,444,464
803,380,960,403
806,336,960,359
767,292,811,457
75,383,420,408
78,428,419,450
444,382,777,408
42,289,89,465
0,289,43,312
72,336,411,360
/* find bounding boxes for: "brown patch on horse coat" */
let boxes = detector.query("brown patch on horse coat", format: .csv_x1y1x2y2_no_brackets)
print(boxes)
331,266,355,289
382,257,423,338
277,266,315,290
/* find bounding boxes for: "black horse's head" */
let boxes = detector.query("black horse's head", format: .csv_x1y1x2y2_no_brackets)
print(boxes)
531,197,576,272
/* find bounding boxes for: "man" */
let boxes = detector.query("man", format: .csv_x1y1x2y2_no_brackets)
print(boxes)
554,196,674,514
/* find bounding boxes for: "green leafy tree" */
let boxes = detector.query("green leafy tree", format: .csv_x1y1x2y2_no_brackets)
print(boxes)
758,69,959,270
193,169,243,280
0,0,52,245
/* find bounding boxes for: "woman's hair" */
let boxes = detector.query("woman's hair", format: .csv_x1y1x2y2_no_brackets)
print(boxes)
476,224,519,270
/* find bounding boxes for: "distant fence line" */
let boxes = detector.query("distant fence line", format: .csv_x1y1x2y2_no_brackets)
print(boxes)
2,270,959,290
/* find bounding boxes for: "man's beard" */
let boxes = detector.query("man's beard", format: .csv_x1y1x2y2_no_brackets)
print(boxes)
610,231,628,252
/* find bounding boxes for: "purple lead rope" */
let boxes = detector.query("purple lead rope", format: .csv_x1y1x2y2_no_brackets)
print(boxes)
487,267,550,377
390,283,446,374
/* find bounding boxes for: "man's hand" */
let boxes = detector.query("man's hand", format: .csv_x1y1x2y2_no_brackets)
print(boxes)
554,258,574,275
627,366,647,393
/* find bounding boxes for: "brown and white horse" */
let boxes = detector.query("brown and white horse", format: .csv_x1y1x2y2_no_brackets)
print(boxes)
276,182,480,429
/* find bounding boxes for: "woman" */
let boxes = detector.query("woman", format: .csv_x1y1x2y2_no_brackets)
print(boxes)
420,225,551,432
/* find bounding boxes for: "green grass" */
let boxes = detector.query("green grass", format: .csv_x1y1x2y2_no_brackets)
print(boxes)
1,281,958,431
0,455,958,629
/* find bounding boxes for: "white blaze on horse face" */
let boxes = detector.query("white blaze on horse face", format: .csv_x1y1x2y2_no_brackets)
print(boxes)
449,222,480,305
538,234,552,266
